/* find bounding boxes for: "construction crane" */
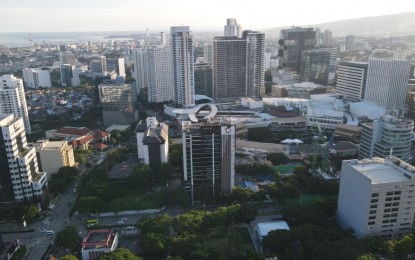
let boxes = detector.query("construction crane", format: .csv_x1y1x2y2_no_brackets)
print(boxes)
291,85,332,173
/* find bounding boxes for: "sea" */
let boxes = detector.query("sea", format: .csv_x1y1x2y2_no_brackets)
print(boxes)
0,31,139,47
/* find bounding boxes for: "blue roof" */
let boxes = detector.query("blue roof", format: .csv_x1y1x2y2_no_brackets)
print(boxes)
237,181,258,192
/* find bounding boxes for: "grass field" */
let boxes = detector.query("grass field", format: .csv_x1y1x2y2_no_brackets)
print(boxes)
285,193,338,205
107,192,165,212
203,228,254,250
273,164,296,173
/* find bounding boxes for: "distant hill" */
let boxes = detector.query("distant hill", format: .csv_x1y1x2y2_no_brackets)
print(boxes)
264,12,415,38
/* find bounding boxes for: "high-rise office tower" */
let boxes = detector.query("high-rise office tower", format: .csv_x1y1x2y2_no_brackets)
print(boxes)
170,26,195,108
90,56,107,79
181,104,235,202
106,58,126,77
337,156,415,238
99,81,137,126
321,29,333,47
194,60,213,97
317,47,338,82
59,51,76,66
203,42,213,64
0,75,31,133
335,61,368,101
22,68,52,88
345,35,356,50
364,58,411,112
60,64,80,87
278,27,317,73
300,49,331,85
133,46,174,103
224,18,242,38
212,31,265,99
0,114,48,212
359,116,414,162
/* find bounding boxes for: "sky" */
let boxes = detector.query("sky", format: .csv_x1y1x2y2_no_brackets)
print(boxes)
1,0,415,32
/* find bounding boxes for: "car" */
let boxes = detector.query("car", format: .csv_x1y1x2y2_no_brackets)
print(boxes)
45,230,55,235
40,228,48,233
120,217,127,221
73,188,77,193
126,226,135,230
117,220,124,225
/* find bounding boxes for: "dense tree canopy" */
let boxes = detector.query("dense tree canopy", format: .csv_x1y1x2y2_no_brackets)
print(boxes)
98,248,140,260
54,226,82,252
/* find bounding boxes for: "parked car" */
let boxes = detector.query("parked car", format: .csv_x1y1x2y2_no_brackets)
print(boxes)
117,220,124,225
120,217,127,221
126,226,135,230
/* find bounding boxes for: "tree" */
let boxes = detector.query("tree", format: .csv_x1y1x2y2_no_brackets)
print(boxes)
77,196,106,213
98,248,140,260
59,254,78,260
24,204,40,221
137,213,171,235
172,211,205,235
248,127,274,142
155,163,171,184
169,144,183,168
140,233,169,257
267,153,289,166
128,164,153,191
54,226,82,252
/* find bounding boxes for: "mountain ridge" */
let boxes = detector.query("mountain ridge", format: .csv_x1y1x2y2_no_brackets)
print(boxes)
263,12,415,38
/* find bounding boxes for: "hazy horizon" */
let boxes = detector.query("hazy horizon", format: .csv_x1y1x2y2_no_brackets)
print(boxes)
1,0,415,33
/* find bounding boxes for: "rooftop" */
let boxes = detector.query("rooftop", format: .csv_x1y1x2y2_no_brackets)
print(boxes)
81,229,116,249
346,157,415,184
256,221,290,237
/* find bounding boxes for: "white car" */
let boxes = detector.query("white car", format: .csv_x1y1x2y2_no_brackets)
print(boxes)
117,220,124,225
126,226,135,230
120,217,127,221
45,230,55,235
40,228,48,233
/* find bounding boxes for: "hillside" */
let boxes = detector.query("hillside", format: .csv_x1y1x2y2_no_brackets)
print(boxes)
264,12,415,38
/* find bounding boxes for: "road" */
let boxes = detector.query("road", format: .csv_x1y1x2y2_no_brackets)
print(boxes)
3,178,84,260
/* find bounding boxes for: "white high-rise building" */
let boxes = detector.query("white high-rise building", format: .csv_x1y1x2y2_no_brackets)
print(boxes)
245,31,265,98
160,32,167,46
335,61,368,101
133,46,174,103
364,58,411,112
0,75,31,133
359,115,413,162
22,68,52,88
337,157,415,238
170,26,195,108
0,114,47,205
224,18,242,37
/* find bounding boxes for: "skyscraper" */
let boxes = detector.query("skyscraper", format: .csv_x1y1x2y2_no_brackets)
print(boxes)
335,61,368,101
0,75,31,133
106,58,126,77
364,58,411,112
359,116,413,162
0,114,48,212
194,61,213,97
160,32,167,46
300,49,331,85
99,81,137,126
212,30,265,99
60,64,80,87
59,51,76,66
181,104,235,202
224,18,242,37
90,56,107,79
278,27,317,73
170,26,195,108
203,42,213,64
345,35,356,50
133,46,174,103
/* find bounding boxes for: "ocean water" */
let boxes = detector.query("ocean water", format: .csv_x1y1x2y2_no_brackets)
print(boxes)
0,31,137,47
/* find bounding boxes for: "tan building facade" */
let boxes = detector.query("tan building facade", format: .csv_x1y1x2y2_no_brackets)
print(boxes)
32,140,76,175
